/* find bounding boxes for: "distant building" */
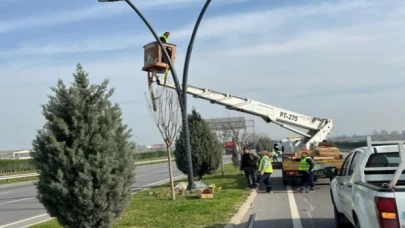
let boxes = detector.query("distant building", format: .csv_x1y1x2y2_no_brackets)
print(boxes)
136,143,175,152
0,149,33,159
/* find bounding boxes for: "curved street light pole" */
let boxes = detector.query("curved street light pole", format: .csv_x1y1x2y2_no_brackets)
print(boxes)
99,0,211,191
182,0,212,190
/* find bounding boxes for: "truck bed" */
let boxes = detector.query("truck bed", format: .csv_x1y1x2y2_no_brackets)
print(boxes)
282,159,344,171
355,181,405,191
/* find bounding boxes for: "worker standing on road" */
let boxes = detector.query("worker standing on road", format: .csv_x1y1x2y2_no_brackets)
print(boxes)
271,149,278,162
240,147,260,190
298,151,315,192
159,32,172,64
255,151,273,193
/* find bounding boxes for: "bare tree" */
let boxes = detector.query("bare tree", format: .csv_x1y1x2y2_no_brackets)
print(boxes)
239,130,258,148
145,87,180,200
255,133,273,152
219,119,260,169
215,129,232,176
220,122,245,169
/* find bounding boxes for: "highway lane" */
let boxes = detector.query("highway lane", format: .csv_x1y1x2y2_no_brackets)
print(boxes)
240,153,351,228
0,155,232,228
239,170,336,228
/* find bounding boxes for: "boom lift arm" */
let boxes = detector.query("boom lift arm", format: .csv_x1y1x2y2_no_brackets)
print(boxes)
151,76,333,151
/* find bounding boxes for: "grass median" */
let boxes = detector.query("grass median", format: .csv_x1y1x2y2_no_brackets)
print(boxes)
30,163,250,228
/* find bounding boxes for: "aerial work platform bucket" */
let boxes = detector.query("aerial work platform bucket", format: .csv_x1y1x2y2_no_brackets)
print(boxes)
143,41,176,112
142,41,176,74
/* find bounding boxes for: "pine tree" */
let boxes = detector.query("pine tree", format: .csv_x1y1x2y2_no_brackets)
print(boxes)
32,64,136,228
174,108,223,180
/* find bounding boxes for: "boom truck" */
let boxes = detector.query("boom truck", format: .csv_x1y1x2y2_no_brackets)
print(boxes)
141,40,344,185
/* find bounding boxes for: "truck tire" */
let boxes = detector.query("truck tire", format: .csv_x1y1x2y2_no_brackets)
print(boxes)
333,203,352,228
283,177,288,185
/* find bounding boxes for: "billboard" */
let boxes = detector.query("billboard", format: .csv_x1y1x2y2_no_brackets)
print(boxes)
205,117,247,131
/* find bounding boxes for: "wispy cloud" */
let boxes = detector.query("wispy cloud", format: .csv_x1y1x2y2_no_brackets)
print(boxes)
2,32,148,56
0,4,125,34
0,0,251,34
3,0,400,57
0,0,28,7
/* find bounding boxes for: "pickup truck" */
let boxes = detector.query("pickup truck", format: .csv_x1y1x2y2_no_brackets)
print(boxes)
325,137,405,228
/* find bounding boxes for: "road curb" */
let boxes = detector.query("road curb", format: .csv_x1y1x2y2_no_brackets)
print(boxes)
224,190,257,228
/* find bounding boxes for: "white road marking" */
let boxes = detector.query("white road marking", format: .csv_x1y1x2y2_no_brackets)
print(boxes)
135,170,169,177
0,214,48,228
286,185,303,228
0,191,11,195
0,197,35,206
303,197,314,218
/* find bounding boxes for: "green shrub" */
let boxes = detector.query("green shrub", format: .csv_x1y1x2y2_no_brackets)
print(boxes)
175,108,223,180
32,64,135,228
0,159,36,173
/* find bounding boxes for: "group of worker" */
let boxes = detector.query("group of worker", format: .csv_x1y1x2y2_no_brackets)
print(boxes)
240,146,315,193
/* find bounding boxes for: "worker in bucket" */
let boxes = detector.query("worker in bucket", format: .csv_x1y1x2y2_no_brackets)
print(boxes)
255,151,273,193
298,151,315,192
159,32,172,64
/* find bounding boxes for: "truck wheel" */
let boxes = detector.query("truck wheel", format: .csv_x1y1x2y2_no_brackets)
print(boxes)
283,177,288,185
333,204,351,228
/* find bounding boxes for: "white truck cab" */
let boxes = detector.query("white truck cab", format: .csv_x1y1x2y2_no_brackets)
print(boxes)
326,136,405,228
279,137,302,153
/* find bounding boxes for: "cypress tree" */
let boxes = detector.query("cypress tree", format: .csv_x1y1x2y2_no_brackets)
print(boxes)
32,64,135,228
174,108,223,180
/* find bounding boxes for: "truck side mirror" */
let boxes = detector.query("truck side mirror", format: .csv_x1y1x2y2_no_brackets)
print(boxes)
323,167,338,177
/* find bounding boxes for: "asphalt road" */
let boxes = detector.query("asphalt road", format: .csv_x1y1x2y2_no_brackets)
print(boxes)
0,155,232,228
239,153,351,228
239,170,336,228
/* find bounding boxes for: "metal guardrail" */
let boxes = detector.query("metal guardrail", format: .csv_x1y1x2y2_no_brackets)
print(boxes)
0,173,39,181
0,159,176,182
247,213,256,228
135,158,175,165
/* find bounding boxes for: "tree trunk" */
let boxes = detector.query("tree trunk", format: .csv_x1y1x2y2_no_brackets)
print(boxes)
167,147,176,200
221,154,224,176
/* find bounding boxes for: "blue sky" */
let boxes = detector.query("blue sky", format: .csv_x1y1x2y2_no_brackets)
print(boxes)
1,0,405,150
